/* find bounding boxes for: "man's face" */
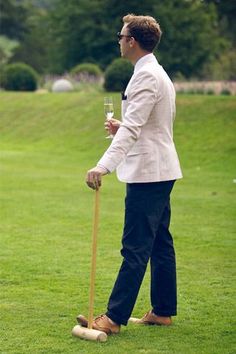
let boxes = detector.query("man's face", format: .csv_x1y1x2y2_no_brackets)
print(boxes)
118,24,132,59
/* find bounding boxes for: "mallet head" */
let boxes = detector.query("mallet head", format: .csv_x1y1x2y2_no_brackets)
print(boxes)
72,324,107,342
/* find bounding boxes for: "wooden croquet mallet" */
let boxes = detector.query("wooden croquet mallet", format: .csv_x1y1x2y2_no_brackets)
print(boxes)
72,189,107,342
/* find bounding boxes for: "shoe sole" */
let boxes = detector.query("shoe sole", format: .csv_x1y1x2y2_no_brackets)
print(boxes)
129,317,172,326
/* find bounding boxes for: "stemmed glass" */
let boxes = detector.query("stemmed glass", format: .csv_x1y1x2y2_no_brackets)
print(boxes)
104,97,114,139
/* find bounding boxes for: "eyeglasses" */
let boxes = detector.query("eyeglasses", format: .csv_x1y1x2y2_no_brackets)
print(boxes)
117,32,132,41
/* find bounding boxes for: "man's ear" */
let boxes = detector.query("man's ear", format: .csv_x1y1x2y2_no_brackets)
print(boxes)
129,37,135,47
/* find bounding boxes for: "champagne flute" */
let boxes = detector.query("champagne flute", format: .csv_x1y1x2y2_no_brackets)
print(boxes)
104,97,114,139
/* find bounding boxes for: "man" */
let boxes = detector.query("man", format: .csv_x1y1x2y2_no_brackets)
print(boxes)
79,14,182,335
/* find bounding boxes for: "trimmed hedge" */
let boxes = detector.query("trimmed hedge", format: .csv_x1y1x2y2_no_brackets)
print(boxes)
104,58,133,92
2,63,38,91
70,63,102,78
1,63,38,91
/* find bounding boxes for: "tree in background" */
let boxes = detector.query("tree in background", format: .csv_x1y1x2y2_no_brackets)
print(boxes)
203,0,236,44
47,0,231,79
11,6,51,73
47,0,156,73
154,0,228,79
0,0,29,40
0,0,51,73
1,0,235,79
0,36,19,66
202,0,236,80
47,0,112,73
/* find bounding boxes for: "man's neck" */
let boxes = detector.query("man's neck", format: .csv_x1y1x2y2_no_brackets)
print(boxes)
131,51,152,66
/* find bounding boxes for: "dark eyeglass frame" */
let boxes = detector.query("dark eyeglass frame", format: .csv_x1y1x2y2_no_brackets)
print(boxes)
117,32,132,41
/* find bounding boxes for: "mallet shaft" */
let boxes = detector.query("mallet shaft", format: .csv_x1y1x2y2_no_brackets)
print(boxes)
88,189,100,329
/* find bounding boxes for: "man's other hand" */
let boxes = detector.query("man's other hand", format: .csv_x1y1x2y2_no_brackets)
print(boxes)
105,118,121,136
86,166,108,190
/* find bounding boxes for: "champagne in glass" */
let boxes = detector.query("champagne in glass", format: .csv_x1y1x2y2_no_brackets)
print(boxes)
104,97,114,138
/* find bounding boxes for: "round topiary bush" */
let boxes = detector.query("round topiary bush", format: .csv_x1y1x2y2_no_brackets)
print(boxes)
70,63,102,79
104,58,133,92
2,63,38,91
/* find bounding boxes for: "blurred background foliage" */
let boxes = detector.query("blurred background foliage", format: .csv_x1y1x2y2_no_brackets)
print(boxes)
0,0,235,80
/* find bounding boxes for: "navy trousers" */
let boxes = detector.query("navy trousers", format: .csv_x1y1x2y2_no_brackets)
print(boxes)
106,180,177,325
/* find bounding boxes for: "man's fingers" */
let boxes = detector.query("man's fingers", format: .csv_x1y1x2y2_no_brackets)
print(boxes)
104,118,121,135
85,166,107,190
104,121,111,132
86,181,99,190
86,171,102,190
93,175,101,190
86,181,95,189
86,179,99,190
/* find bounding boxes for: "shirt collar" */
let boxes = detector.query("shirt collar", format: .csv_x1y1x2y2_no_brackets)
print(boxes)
134,53,157,74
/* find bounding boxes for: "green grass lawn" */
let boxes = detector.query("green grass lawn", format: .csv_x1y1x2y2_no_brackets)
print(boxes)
0,92,235,354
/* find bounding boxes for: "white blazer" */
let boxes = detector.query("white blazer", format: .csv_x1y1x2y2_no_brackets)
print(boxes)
98,53,182,183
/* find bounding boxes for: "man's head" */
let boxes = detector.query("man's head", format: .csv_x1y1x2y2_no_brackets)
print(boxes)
118,14,162,62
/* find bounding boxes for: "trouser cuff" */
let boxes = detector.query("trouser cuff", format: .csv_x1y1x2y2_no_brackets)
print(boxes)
106,311,128,326
153,308,177,317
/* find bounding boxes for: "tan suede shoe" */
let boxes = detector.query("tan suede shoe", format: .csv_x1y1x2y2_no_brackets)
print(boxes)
130,310,172,326
76,314,89,327
76,314,120,335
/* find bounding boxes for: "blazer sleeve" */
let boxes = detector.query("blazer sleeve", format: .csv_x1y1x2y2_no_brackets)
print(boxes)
97,70,158,173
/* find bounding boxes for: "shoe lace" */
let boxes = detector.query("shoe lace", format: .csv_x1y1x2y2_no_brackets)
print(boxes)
94,314,106,321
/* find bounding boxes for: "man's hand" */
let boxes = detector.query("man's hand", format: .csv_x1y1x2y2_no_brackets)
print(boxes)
86,166,108,190
105,118,121,136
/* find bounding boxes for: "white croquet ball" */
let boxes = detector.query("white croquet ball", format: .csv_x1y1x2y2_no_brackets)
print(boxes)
52,79,74,92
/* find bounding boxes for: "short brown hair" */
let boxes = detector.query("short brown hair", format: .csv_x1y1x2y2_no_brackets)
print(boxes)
123,14,162,52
